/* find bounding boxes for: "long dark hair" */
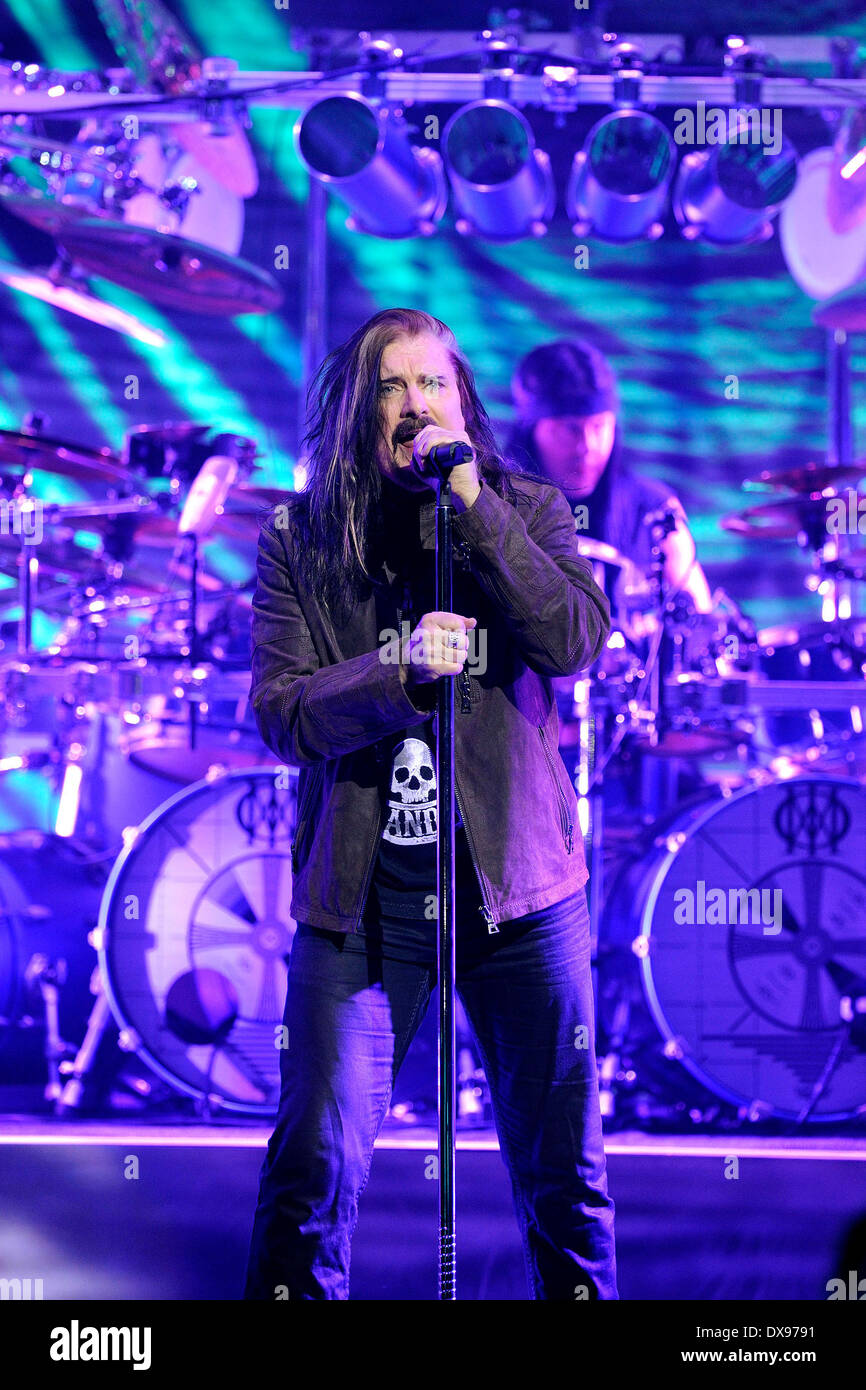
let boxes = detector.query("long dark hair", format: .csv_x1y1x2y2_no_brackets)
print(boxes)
286,308,535,623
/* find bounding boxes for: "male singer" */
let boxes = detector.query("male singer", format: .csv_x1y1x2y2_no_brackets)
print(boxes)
243,308,617,1300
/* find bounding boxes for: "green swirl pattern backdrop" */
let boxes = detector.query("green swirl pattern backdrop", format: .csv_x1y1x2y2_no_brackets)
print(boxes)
1,1,866,633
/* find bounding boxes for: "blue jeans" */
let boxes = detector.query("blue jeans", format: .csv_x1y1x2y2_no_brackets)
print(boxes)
243,882,617,1300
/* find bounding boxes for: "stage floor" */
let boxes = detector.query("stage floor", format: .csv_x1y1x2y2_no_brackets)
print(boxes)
0,1116,864,1300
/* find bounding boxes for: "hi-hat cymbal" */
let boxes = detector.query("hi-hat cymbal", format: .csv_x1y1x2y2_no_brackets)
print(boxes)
744,460,866,494
0,429,128,486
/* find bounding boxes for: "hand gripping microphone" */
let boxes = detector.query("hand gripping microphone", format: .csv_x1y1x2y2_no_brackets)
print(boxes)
415,439,475,480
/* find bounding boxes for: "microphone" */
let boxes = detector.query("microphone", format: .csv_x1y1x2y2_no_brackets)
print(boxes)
412,439,474,480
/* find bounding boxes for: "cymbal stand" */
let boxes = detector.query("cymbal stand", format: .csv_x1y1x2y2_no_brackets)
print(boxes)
825,326,861,621
16,527,35,657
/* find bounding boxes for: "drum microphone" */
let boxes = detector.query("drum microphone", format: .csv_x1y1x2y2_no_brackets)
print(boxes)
178,454,239,537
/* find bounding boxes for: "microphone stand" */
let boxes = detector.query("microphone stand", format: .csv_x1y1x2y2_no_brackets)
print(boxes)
407,434,473,1300
434,471,457,1302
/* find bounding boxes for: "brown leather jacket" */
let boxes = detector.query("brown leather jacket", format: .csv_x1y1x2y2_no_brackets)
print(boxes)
249,474,610,932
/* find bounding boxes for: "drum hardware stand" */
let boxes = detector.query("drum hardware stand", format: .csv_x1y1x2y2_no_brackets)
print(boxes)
572,676,604,958
796,966,866,1125
825,325,862,622
16,527,36,658
183,532,202,756
632,513,680,819
597,997,631,1122
23,953,71,1104
56,963,114,1112
645,509,679,754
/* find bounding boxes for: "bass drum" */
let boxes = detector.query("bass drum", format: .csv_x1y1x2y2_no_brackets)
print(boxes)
599,775,866,1122
97,764,297,1115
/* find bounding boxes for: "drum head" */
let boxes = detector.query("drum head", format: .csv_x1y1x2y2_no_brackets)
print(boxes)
605,776,866,1120
780,147,866,300
98,766,295,1114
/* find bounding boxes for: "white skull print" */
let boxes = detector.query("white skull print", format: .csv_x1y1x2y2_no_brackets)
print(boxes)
383,735,438,845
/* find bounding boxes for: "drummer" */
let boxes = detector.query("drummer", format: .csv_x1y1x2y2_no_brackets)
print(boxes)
507,338,713,624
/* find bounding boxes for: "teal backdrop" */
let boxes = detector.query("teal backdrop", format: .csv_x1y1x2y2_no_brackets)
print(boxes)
2,2,866,633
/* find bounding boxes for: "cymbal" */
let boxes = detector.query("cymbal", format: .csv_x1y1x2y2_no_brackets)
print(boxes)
229,485,290,508
0,497,159,586
56,219,283,316
721,496,831,540
0,183,73,233
0,429,128,486
0,259,167,346
757,617,866,651
2,189,282,314
132,485,288,546
743,460,866,495
813,283,866,332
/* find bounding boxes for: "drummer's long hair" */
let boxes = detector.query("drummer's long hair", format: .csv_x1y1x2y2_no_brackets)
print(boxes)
283,308,534,624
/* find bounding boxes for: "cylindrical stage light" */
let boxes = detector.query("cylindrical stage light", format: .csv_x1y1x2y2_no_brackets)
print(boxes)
441,100,555,240
673,122,799,244
567,110,675,242
294,94,447,238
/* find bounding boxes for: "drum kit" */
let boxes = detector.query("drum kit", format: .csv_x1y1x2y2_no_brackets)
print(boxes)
3,420,863,1130
0,34,863,1129
0,413,303,1113
560,433,866,1129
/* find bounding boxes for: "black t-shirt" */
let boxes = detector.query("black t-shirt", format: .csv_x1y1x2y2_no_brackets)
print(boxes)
370,484,477,922
373,717,474,920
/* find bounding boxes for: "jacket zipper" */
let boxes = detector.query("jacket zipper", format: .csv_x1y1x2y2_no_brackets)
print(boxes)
538,724,575,854
453,770,499,934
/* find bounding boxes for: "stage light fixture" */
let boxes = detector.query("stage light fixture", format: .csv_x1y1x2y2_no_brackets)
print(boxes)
441,100,554,240
567,110,675,242
673,119,799,244
294,94,446,238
